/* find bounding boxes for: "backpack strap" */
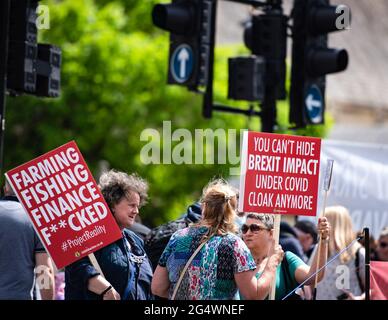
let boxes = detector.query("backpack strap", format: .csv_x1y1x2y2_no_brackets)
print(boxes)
355,247,364,292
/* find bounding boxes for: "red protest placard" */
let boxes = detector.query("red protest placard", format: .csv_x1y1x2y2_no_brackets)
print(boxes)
5,141,122,269
239,131,321,216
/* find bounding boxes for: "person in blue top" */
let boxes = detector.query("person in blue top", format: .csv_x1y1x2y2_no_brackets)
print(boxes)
65,170,153,300
241,213,330,300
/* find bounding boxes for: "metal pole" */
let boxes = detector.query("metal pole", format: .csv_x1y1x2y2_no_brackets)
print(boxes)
222,0,268,7
364,227,370,300
0,0,10,176
202,0,217,118
213,104,261,116
260,85,277,132
259,3,285,133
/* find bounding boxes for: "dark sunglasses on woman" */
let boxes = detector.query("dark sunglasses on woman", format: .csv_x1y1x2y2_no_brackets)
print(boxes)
241,223,269,234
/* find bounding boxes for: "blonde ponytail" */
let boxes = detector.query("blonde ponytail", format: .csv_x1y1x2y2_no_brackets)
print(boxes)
196,178,238,237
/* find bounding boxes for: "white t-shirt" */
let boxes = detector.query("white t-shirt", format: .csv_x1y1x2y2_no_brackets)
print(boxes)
316,246,365,300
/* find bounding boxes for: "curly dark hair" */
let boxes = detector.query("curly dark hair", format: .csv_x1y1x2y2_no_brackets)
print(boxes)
98,170,149,210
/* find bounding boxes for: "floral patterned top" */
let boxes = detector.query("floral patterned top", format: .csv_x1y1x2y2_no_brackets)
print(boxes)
159,226,256,300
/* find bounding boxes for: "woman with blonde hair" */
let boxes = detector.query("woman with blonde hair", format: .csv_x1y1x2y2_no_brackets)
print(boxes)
151,179,284,300
315,206,365,300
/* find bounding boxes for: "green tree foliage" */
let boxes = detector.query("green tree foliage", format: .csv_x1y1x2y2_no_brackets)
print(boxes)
5,0,330,226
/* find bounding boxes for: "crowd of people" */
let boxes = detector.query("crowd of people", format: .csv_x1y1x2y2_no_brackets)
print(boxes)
1,170,387,300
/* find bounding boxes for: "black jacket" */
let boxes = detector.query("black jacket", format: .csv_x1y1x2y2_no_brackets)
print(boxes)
144,202,202,270
65,229,153,300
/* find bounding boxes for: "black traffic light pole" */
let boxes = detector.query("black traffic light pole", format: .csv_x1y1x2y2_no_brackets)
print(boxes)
0,0,10,176
260,83,277,132
223,0,270,6
364,227,370,300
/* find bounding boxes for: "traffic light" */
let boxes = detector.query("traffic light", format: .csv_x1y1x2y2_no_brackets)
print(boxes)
243,9,288,100
242,6,287,132
228,56,265,102
6,0,61,97
7,0,38,93
290,0,350,127
152,0,215,89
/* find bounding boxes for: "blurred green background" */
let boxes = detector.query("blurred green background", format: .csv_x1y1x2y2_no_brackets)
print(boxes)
5,0,331,227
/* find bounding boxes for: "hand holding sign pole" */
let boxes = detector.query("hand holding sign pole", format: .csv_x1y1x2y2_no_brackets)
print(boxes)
313,159,334,295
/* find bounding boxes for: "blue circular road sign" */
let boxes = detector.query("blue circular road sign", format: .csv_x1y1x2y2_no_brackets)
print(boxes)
305,85,323,124
170,44,194,84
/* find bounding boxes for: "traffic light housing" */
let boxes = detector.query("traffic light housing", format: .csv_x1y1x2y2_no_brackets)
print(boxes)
35,44,61,97
6,0,61,97
290,0,350,127
152,0,215,89
7,0,38,93
243,10,288,100
228,56,265,102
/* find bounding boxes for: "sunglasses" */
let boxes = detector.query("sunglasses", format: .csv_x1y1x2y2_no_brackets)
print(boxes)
379,242,388,248
241,223,269,234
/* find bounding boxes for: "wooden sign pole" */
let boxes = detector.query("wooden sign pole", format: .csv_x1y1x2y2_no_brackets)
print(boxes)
88,253,105,279
269,214,281,300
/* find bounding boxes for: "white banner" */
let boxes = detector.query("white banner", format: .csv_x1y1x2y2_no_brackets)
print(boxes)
315,139,388,239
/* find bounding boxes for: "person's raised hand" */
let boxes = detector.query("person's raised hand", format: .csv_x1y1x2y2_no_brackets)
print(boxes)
318,217,330,240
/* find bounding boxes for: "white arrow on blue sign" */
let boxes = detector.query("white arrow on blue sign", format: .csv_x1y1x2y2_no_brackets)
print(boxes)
305,85,324,124
170,44,194,84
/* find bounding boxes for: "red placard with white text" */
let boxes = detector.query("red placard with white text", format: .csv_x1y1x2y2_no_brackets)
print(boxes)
5,141,122,269
239,132,321,216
